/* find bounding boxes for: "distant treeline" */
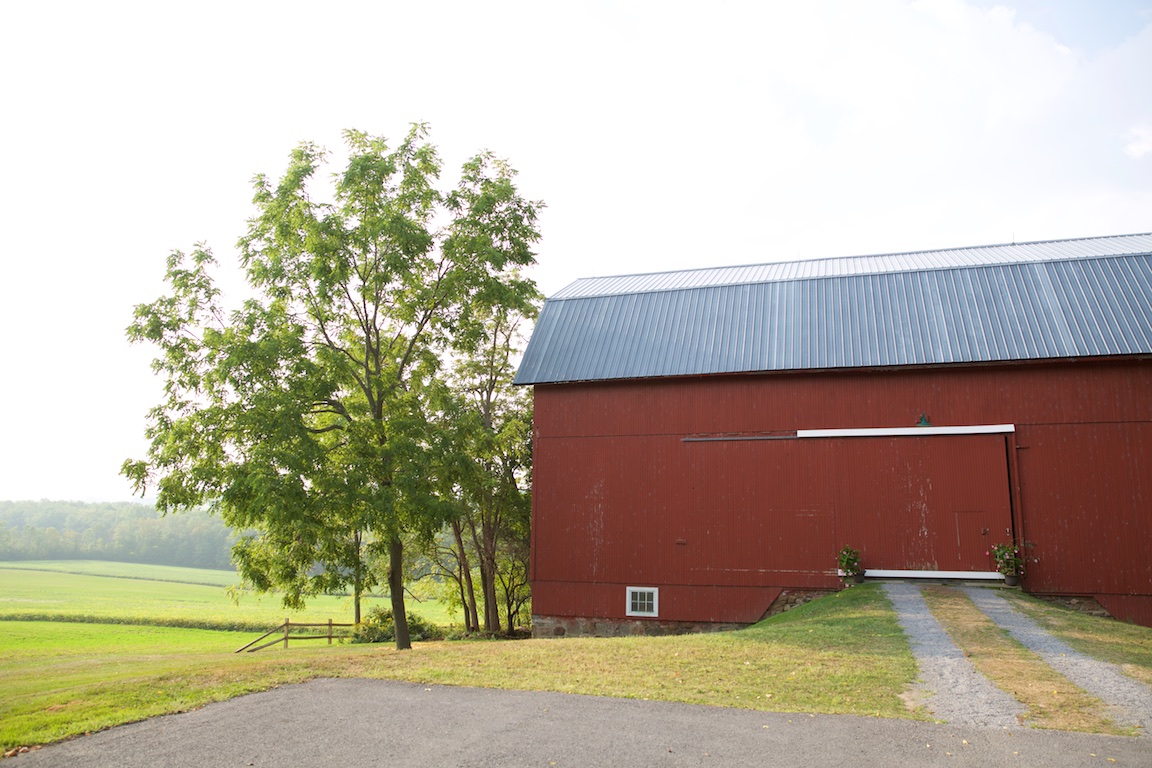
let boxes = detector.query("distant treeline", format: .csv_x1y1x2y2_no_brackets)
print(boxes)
0,500,234,570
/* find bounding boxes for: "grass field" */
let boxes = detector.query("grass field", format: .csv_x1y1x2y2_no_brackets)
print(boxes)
0,621,306,749
4,563,1152,753
1,560,242,587
0,561,457,631
1,584,917,752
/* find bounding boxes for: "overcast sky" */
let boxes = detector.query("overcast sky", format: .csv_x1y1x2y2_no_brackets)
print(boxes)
1,0,1149,502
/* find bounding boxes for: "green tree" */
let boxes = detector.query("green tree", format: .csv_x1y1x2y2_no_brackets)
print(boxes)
431,302,535,634
124,125,542,648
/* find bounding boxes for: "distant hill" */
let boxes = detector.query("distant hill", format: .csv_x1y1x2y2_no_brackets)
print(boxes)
0,500,234,570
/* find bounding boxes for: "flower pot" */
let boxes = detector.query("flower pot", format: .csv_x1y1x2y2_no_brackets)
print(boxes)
1003,574,1020,587
852,572,865,584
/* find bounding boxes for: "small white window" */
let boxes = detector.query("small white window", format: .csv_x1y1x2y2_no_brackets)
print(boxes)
626,586,659,617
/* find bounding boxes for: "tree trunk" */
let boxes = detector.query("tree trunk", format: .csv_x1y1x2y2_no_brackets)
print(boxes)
468,513,501,633
389,536,411,650
483,514,502,633
353,530,363,625
498,560,523,633
482,555,500,633
452,520,480,632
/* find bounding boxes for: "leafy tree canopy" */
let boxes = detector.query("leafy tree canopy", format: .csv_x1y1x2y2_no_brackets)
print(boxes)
426,302,535,634
124,125,542,647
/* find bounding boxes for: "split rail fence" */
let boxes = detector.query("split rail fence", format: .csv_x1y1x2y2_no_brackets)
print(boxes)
235,619,355,653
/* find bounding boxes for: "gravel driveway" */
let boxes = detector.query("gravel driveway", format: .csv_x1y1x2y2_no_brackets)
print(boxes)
885,582,1152,733
963,586,1152,732
883,582,1026,728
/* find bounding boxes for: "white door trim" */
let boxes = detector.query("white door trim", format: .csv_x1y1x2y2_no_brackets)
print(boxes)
863,569,1004,580
798,424,1015,438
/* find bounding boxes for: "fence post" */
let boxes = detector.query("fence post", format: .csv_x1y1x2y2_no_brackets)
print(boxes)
283,619,290,649
328,618,333,645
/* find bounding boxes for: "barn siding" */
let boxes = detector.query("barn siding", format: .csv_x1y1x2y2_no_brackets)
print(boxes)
534,359,1152,438
530,357,1152,628
1015,422,1152,595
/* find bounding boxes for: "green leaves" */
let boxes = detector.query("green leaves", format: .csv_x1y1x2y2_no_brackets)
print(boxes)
425,300,536,633
124,126,543,643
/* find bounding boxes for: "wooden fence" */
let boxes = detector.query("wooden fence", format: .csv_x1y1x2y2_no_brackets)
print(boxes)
235,619,355,653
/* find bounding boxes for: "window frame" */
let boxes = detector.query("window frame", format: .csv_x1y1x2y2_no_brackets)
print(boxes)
625,586,659,617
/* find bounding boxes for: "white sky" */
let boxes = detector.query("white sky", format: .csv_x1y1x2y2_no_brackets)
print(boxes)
1,0,1149,502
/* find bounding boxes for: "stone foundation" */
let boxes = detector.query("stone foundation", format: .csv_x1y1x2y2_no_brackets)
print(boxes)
1032,594,1112,619
763,588,834,617
532,588,840,638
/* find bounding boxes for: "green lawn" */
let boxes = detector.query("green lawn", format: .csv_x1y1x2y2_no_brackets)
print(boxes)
0,561,456,631
6,565,1150,753
0,585,919,752
0,621,311,748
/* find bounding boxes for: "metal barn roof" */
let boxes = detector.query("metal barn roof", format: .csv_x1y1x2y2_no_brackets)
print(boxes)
514,233,1152,385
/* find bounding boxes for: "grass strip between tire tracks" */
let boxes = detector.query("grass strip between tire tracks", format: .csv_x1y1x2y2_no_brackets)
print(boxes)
1001,592,1152,689
920,586,1135,736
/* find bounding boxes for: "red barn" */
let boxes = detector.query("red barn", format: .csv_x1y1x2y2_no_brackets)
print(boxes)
515,233,1152,635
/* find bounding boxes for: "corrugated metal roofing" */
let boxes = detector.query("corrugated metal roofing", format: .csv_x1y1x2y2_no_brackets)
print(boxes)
515,233,1152,385
551,233,1152,299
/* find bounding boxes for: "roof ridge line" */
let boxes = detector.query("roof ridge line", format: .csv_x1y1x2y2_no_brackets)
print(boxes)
546,231,1152,299
824,231,1152,264
561,232,1152,289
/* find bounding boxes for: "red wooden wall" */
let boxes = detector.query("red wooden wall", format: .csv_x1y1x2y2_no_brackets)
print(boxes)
530,357,1152,627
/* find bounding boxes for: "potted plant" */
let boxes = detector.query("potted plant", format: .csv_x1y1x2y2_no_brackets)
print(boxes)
837,545,865,584
989,542,1024,586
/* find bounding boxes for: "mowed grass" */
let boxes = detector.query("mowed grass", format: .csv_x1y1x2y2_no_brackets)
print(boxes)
0,561,457,631
0,585,918,751
11,565,1149,753
356,584,916,715
0,621,318,749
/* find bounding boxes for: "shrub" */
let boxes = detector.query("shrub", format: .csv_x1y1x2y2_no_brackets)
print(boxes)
351,606,444,643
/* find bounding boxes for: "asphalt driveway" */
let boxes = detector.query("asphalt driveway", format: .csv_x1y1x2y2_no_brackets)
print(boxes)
16,679,1149,767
